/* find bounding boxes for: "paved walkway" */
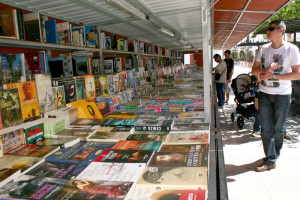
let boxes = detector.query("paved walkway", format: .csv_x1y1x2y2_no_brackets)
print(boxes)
219,64,300,200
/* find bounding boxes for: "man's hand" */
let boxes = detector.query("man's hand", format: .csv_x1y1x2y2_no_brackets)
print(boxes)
260,72,273,80
262,62,279,73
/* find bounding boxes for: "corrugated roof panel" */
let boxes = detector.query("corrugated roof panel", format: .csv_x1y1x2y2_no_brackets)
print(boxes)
161,12,202,30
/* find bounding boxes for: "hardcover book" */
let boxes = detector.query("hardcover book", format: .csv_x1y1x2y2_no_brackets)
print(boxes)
4,144,59,158
25,161,88,180
0,88,23,127
148,152,208,167
164,132,209,145
134,119,173,132
76,162,145,182
136,167,207,190
94,149,154,164
112,140,162,151
35,74,55,114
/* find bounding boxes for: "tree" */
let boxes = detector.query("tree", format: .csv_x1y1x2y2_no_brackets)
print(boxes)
247,51,254,62
232,51,238,60
239,51,246,61
253,0,300,36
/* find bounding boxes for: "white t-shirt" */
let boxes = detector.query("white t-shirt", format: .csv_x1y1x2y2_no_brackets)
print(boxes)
255,41,300,95
215,60,227,83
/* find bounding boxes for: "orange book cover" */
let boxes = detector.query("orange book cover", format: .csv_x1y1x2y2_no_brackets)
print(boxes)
78,102,103,119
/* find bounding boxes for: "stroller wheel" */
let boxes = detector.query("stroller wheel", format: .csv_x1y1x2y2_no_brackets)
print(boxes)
237,116,246,129
231,113,235,122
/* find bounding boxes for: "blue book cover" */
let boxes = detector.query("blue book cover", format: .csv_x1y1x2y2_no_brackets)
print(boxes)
45,20,58,44
85,25,96,47
105,35,111,49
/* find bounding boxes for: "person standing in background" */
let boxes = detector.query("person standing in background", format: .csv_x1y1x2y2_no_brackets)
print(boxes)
224,50,234,104
251,20,300,172
213,54,227,109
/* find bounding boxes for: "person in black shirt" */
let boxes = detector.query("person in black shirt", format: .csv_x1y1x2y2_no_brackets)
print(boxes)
224,50,234,104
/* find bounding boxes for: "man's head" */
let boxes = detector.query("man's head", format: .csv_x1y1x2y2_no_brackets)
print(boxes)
267,20,286,40
213,54,222,63
224,50,231,59
22,84,33,101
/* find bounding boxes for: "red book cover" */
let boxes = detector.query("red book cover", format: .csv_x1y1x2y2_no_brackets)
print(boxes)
180,190,206,200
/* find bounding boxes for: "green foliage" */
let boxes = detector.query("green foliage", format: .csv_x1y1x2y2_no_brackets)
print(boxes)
239,51,246,61
232,51,238,60
247,51,254,62
253,0,300,36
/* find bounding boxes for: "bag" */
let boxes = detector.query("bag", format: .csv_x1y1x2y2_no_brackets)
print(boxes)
214,73,221,81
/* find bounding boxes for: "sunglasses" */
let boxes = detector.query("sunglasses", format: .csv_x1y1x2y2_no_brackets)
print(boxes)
267,27,281,31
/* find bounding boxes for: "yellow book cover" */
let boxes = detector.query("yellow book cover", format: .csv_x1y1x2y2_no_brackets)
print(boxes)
78,102,103,119
4,81,40,122
99,76,109,97
66,99,87,108
84,75,96,102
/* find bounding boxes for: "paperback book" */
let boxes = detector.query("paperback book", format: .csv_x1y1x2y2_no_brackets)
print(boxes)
159,144,209,153
87,127,132,142
112,140,162,151
4,144,59,158
2,128,25,154
94,149,154,164
35,74,55,114
38,137,80,149
53,129,95,141
126,134,167,142
164,132,209,145
0,155,43,172
24,123,45,144
134,119,173,132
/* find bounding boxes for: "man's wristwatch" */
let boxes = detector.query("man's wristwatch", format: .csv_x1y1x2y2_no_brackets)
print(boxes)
273,74,276,79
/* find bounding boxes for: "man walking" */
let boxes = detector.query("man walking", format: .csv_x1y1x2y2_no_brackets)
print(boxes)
251,20,300,172
224,50,234,104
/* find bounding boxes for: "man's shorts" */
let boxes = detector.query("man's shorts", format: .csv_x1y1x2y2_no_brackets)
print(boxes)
224,83,231,93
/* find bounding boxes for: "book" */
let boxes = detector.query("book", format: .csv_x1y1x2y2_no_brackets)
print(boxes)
25,161,88,180
87,127,132,142
178,112,205,119
105,111,137,119
0,54,23,84
2,128,25,154
104,59,114,73
74,56,88,76
0,9,18,38
0,155,43,172
84,75,96,102
56,21,70,45
77,101,103,119
63,78,76,103
104,118,139,128
4,143,59,157
164,132,209,145
94,149,154,164
134,119,173,132
48,57,64,78
112,140,162,151
85,26,96,47
35,74,55,114
148,152,208,167
24,12,41,42
75,77,86,100
0,175,69,199
100,75,109,96
136,167,207,190
52,86,66,109
0,88,23,128
76,162,145,182
38,138,80,149
72,25,85,46
4,81,40,122
159,144,209,153
0,168,21,188
57,179,133,199
53,129,95,141
126,134,167,142
24,123,45,144
45,20,58,44
71,118,107,126
45,142,114,164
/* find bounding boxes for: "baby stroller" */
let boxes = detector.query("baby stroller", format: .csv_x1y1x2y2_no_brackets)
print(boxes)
230,74,258,129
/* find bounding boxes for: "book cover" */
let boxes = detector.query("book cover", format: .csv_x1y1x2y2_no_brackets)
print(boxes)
35,74,55,114
76,162,145,182
52,86,66,109
56,179,133,199
104,59,114,74
0,175,69,199
54,129,95,141
136,167,207,190
180,190,206,200
0,88,23,127
159,144,209,153
105,111,137,119
24,12,41,42
77,101,103,119
99,75,109,96
112,140,162,151
38,138,80,149
104,118,139,128
74,56,88,76
96,101,110,116
56,21,70,45
45,142,113,164
72,26,85,46
63,78,76,104
24,123,45,144
2,128,25,154
0,9,17,38
45,20,58,44
48,57,64,78
0,54,23,84
4,144,59,158
92,57,100,75
105,34,111,49
148,152,208,167
126,134,167,142
134,119,173,132
164,132,209,145
94,75,101,96
87,127,131,142
85,26,96,47
71,118,107,126
84,75,96,102
0,168,21,188
94,149,154,164
75,77,87,101
25,161,88,180
178,112,205,119
0,155,42,172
